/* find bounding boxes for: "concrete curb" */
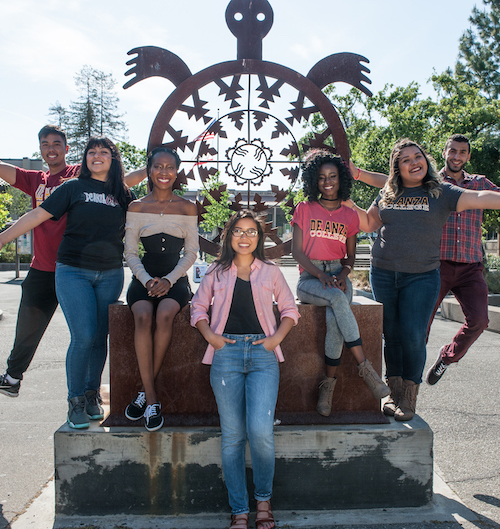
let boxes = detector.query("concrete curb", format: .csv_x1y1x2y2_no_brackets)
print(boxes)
441,295,500,333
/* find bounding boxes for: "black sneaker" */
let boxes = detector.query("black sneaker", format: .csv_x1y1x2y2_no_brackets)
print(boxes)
85,390,104,420
426,348,448,385
125,391,147,420
144,403,164,432
0,373,20,398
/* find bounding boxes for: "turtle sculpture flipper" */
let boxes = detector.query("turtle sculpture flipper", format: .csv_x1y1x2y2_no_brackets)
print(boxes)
307,52,372,97
124,46,192,89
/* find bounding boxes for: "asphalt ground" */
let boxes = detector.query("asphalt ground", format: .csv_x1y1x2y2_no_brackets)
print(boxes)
0,266,499,529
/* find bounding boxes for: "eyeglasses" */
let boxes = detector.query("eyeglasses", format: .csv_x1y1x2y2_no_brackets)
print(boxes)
231,227,259,238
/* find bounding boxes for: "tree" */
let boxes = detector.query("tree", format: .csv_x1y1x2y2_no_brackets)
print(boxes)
455,0,500,99
116,141,148,198
0,193,12,230
49,66,127,162
6,188,31,219
199,174,233,232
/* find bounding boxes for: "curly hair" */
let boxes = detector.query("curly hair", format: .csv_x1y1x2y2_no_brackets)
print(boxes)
380,138,442,207
301,149,352,202
79,137,130,210
211,209,268,277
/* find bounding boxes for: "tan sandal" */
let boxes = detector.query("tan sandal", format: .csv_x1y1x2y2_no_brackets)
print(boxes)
256,500,275,529
229,512,249,529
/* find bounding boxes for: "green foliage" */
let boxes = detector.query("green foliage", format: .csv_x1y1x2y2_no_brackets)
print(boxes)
49,66,127,162
455,0,500,99
117,141,147,172
486,253,500,270
485,269,500,293
5,187,31,219
116,141,149,198
0,242,32,263
0,192,12,230
280,186,305,222
199,174,232,231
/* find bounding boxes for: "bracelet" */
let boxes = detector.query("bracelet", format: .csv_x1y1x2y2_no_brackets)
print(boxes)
343,264,353,271
353,167,361,181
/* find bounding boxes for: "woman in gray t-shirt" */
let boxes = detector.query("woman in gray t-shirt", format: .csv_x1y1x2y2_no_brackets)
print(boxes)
349,138,500,422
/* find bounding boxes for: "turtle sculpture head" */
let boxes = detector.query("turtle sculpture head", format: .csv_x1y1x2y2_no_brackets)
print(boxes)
225,0,274,60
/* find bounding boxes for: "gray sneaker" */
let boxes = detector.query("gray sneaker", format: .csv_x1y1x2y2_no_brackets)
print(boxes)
67,396,90,429
426,347,448,386
85,390,104,420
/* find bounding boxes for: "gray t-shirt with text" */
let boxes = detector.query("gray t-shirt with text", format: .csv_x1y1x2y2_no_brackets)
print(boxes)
371,183,463,273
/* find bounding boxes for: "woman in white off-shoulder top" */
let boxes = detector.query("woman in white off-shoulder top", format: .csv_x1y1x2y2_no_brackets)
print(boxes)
123,147,199,431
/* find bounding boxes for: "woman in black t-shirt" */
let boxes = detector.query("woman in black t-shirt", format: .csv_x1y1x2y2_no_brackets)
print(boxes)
0,137,133,429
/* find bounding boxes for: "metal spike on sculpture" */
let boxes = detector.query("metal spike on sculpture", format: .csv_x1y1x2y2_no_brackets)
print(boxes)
124,0,372,258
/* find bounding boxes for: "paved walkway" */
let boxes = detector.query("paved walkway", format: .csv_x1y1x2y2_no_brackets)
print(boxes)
0,267,499,529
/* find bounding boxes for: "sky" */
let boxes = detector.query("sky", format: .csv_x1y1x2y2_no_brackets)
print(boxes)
0,0,481,165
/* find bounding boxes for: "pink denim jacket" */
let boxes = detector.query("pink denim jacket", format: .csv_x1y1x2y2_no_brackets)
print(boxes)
190,259,300,365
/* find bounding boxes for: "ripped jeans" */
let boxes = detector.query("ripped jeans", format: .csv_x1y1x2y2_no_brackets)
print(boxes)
210,333,279,515
297,260,361,366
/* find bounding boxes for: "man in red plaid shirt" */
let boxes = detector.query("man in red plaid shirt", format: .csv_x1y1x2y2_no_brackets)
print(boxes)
425,134,500,385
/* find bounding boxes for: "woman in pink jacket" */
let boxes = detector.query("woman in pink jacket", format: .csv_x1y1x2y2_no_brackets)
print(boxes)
191,210,299,529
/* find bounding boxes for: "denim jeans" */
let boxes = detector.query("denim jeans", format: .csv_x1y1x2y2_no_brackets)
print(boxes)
7,268,59,380
56,263,124,399
297,260,360,366
370,266,440,384
210,334,279,515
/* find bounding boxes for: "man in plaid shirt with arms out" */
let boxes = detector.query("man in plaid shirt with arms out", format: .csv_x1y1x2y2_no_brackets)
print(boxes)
426,134,500,385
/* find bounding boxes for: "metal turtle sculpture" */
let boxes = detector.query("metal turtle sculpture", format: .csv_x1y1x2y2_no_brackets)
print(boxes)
124,0,372,258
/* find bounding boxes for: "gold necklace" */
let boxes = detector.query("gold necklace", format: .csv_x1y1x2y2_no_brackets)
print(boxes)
158,196,173,216
319,198,340,211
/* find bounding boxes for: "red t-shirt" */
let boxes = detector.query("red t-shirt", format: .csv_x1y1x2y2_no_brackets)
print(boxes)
291,201,360,272
14,164,80,272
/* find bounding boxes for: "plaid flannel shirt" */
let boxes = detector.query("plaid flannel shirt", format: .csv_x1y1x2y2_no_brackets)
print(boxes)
440,169,500,263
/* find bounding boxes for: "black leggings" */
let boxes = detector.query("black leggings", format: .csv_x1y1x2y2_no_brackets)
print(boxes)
6,268,59,379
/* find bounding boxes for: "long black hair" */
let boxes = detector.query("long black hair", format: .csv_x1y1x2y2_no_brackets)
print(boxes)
79,137,130,209
301,149,352,202
211,209,268,277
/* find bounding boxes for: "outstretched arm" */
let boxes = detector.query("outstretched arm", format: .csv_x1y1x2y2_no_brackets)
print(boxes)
124,166,147,188
0,161,18,186
0,207,53,251
344,201,383,233
349,160,387,189
457,189,500,212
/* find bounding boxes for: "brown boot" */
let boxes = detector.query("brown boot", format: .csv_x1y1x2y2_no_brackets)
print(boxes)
358,359,391,400
316,376,337,417
383,376,403,417
394,380,419,421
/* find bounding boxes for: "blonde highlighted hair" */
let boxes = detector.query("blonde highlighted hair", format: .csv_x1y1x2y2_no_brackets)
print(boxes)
380,138,442,207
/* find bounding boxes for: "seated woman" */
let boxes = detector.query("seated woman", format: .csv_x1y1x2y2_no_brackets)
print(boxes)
292,150,389,417
124,147,198,431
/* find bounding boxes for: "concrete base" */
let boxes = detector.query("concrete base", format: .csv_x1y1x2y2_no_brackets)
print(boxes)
55,416,433,516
